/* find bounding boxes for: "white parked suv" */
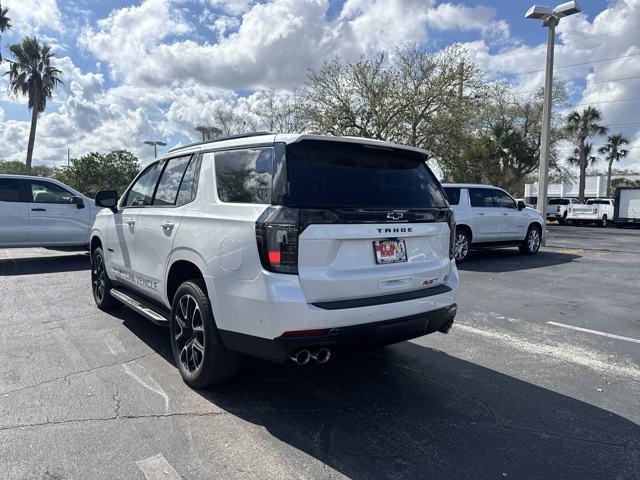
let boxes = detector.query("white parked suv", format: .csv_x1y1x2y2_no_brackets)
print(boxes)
442,184,544,262
90,133,459,386
0,174,97,248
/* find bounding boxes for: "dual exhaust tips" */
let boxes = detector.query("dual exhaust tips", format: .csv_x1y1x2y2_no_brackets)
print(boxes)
290,348,331,365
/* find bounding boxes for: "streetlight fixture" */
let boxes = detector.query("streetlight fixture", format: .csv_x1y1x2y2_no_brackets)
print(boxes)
525,1,581,244
195,126,222,141
144,140,167,158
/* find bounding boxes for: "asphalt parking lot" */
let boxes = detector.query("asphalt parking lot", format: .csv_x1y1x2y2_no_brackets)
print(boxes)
1,225,638,480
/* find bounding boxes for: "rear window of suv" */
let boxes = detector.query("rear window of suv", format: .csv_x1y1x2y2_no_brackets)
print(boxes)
443,187,460,205
280,141,447,209
215,148,274,204
549,199,569,205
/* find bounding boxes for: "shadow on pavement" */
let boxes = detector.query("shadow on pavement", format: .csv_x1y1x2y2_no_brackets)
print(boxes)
116,308,639,480
0,253,90,276
459,249,580,273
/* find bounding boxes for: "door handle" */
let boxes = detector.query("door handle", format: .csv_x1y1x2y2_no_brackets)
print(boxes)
126,218,136,226
160,222,174,231
501,213,509,216
477,212,485,216
31,208,46,211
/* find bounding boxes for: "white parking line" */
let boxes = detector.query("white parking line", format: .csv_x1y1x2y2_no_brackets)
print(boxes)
547,321,640,344
136,454,182,480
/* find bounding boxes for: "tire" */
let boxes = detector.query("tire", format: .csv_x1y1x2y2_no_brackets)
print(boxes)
519,225,541,255
558,212,567,225
91,247,120,311
601,215,608,228
170,280,239,387
454,228,471,263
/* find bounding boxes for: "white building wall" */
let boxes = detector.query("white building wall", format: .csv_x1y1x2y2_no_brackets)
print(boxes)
525,176,608,199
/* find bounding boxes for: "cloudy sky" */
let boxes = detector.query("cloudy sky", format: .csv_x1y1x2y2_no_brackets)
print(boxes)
0,0,639,170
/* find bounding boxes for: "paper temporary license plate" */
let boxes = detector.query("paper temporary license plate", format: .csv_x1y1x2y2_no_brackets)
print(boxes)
373,239,407,264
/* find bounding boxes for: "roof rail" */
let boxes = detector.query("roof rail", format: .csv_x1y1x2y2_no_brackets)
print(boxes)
168,131,273,153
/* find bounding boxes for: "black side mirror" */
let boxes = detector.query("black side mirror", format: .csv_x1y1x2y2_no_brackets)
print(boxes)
72,196,85,209
95,190,119,212
517,200,526,210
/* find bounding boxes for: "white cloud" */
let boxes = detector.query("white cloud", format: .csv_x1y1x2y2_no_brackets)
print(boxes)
424,3,510,40
78,0,192,82
339,0,434,52
2,0,63,33
206,0,253,16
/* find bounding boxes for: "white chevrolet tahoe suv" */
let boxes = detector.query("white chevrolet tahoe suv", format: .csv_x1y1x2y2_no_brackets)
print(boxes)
0,174,97,248
442,183,544,263
90,133,459,386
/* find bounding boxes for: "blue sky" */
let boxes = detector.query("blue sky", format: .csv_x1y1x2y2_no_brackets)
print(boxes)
0,0,639,171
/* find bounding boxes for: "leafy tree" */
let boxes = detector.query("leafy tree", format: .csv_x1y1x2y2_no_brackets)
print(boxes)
459,122,536,193
0,159,26,174
0,2,11,63
53,149,139,196
598,134,630,196
0,160,51,175
252,88,307,133
565,106,608,202
212,104,257,135
5,37,63,174
302,44,483,148
610,177,640,191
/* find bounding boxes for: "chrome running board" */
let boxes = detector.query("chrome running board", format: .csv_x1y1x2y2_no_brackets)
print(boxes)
110,288,169,326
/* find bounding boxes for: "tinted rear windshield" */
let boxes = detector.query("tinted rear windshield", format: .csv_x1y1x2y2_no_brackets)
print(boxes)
280,141,447,209
549,198,569,205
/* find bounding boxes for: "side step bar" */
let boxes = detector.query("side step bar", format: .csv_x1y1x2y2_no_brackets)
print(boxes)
110,288,169,326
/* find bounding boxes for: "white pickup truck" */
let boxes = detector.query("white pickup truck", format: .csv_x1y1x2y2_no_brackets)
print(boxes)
546,198,582,225
566,198,614,227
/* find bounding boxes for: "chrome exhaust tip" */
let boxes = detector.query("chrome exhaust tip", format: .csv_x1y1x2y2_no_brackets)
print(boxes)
290,350,311,365
312,348,331,364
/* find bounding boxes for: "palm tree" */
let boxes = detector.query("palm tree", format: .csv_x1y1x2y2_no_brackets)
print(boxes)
567,143,599,170
565,106,608,202
0,2,12,63
5,37,63,173
598,134,630,196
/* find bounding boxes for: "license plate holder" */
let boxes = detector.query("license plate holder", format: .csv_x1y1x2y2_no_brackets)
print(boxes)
373,239,407,264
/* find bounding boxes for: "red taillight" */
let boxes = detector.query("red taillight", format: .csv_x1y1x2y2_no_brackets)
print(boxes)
256,206,300,274
557,206,561,212
282,328,329,337
268,251,281,264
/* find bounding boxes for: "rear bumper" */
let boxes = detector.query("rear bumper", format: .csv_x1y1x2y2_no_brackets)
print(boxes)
218,304,457,363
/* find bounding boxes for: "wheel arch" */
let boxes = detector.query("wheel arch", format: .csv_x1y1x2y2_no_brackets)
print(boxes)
90,231,104,257
165,248,211,306
456,223,473,242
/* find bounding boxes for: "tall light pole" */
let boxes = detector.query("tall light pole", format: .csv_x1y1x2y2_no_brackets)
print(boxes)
144,140,167,158
525,1,581,244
